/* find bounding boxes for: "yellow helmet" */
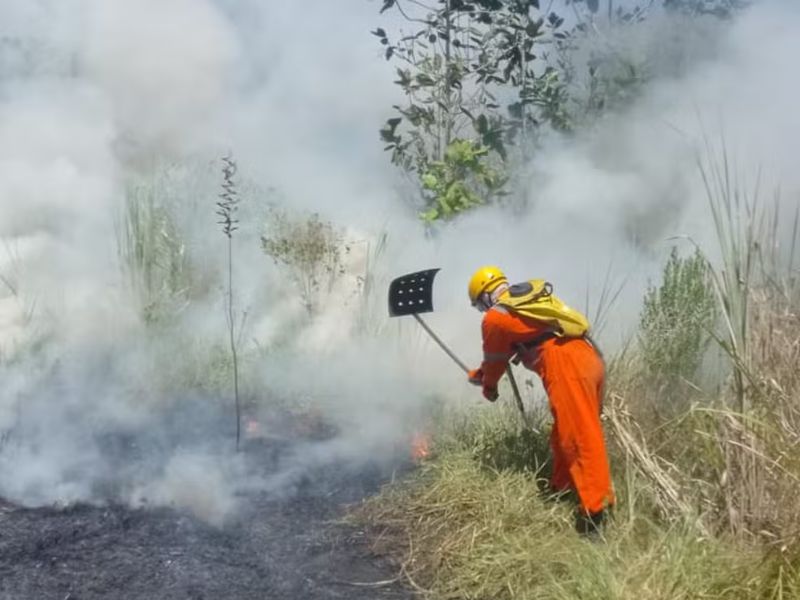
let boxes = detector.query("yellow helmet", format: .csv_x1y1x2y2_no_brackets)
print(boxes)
468,265,507,306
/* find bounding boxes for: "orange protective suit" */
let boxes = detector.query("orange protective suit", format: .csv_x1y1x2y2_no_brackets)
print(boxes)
478,305,614,515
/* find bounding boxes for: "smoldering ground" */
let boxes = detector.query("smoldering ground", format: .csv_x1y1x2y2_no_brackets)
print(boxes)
0,430,413,600
1,0,800,596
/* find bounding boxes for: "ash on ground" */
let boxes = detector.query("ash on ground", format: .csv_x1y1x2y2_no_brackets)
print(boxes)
0,404,415,600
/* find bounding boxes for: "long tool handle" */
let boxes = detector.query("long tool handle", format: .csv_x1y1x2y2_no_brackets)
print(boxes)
506,366,539,432
505,365,529,421
412,313,469,373
412,314,535,430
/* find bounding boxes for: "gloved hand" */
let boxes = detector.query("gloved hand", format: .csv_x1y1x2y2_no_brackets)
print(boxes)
483,387,499,402
468,368,483,386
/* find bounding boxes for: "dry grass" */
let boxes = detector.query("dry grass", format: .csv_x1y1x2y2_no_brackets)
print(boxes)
353,294,800,598
356,448,794,600
117,175,195,324
354,153,800,599
604,148,800,547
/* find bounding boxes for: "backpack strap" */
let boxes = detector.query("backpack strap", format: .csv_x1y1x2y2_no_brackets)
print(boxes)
510,332,559,364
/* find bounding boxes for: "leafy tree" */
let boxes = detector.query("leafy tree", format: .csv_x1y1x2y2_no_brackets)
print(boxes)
474,3,574,137
375,0,743,221
375,0,570,221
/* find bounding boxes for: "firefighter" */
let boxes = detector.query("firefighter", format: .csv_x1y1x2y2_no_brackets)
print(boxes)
466,265,614,533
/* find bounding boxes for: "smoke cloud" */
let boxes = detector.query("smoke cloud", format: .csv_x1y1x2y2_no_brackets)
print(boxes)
0,0,798,523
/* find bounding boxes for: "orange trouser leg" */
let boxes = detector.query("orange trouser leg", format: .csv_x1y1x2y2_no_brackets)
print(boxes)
542,340,614,515
549,421,571,491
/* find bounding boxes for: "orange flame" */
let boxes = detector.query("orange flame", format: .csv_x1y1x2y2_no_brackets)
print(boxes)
410,432,431,462
245,418,261,438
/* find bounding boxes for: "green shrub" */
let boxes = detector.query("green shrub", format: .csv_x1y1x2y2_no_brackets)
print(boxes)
638,246,717,385
260,209,350,316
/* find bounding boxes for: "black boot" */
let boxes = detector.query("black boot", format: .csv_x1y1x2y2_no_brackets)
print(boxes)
575,509,606,537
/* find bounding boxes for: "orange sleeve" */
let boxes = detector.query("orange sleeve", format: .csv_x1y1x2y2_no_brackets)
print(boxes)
480,308,552,392
480,311,514,391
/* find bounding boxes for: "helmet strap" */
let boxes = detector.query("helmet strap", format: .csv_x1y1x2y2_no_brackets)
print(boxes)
477,292,491,312
490,282,509,303
477,283,508,312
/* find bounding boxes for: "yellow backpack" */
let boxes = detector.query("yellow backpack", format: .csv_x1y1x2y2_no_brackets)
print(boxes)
497,279,590,338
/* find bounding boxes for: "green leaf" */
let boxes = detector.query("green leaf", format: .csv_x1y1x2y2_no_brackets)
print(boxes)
475,114,489,134
525,19,543,37
394,68,411,87
421,173,438,190
420,208,439,222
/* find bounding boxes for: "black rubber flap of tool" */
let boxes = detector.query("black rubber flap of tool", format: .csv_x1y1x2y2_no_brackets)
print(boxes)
388,268,440,317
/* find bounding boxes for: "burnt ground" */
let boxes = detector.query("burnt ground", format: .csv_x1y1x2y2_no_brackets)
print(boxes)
0,411,415,600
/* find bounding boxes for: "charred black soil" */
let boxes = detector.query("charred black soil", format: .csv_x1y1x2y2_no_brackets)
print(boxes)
0,409,414,600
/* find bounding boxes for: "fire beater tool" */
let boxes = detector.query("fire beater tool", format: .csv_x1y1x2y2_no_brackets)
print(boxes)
388,268,528,421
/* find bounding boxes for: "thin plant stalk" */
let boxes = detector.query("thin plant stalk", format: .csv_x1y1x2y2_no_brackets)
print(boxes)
217,155,241,451
697,140,762,412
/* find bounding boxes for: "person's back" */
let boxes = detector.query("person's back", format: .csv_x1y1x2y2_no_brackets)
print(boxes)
467,267,614,532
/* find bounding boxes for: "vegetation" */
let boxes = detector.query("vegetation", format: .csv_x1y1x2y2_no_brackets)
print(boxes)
638,246,717,390
7,2,790,599
118,176,194,324
354,147,800,598
216,155,243,451
376,0,740,221
419,139,507,221
358,448,786,599
664,0,746,16
260,208,352,316
375,0,574,219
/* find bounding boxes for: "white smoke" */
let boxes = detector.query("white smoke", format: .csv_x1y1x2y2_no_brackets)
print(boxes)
0,0,798,521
